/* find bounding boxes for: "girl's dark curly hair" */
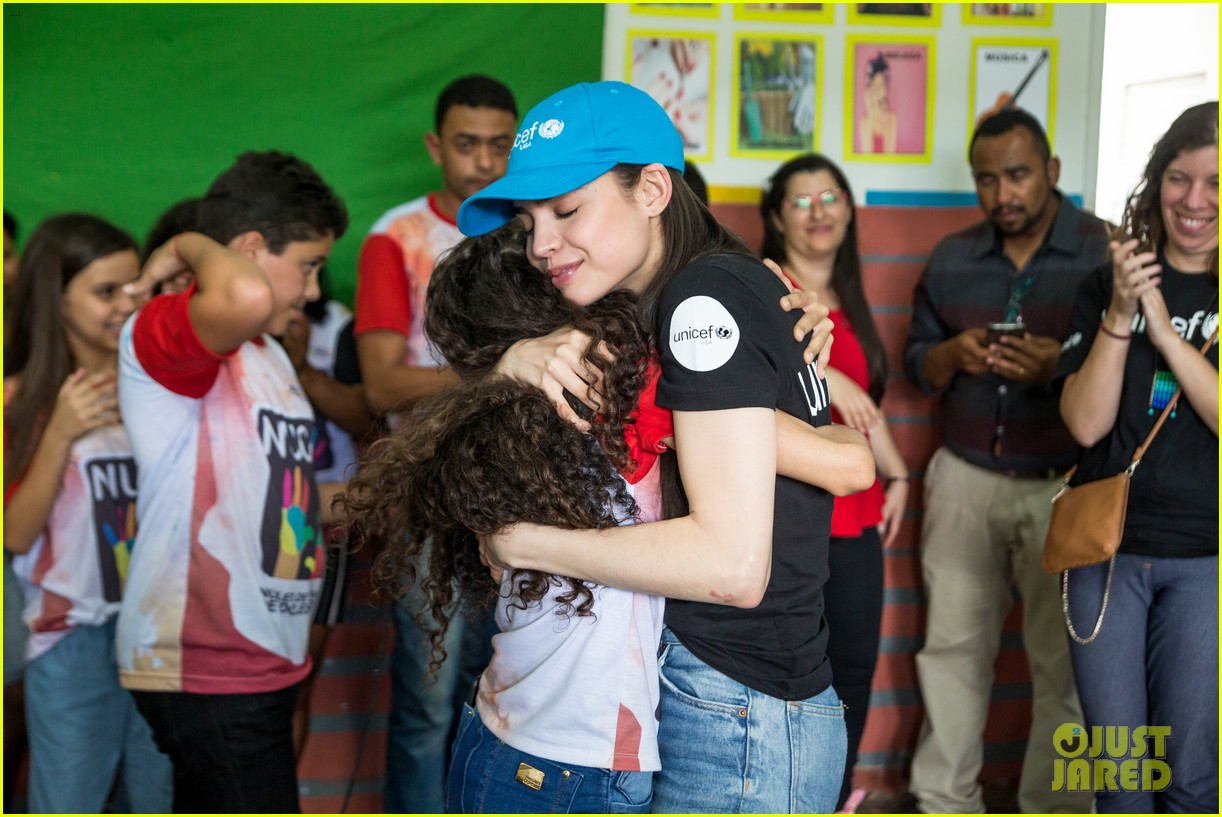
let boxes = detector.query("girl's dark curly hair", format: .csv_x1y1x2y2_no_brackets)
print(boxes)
339,222,652,672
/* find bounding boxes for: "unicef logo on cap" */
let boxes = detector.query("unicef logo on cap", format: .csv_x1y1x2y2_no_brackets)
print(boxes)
539,119,564,139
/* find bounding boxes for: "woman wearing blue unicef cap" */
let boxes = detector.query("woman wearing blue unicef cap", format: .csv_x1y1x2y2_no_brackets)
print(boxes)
459,81,854,813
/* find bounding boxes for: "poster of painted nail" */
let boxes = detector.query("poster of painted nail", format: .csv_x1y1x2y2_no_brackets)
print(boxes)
732,33,823,158
970,39,1057,146
844,35,935,163
628,31,715,160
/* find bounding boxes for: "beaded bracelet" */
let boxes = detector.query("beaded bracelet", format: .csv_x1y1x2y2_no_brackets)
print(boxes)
1098,321,1132,341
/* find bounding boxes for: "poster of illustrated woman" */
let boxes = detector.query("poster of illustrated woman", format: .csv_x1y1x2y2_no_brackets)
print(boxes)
844,36,934,162
628,31,715,160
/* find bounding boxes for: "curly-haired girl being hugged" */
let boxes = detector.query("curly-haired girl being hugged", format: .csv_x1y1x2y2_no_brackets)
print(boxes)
4,214,172,812
342,225,667,812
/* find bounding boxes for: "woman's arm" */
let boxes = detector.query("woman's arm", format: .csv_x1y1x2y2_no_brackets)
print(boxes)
776,412,874,496
868,418,909,547
1061,240,1158,446
485,406,778,607
823,366,883,433
1142,286,1218,435
4,371,120,554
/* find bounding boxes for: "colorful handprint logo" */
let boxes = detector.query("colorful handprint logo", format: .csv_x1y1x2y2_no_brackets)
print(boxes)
258,408,322,581
103,501,137,589
86,456,139,603
274,466,319,579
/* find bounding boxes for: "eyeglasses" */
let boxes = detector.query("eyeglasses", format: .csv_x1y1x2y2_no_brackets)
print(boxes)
782,190,846,211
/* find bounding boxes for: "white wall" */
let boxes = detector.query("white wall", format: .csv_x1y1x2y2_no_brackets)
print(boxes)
1093,3,1220,225
602,3,1107,201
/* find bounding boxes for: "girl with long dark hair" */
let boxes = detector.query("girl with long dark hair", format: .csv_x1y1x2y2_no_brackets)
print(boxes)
4,214,172,812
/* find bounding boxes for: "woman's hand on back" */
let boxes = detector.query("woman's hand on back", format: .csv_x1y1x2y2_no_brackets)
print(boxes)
493,327,609,432
480,524,528,583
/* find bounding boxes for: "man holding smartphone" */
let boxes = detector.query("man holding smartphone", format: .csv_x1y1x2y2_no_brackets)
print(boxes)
903,108,1108,814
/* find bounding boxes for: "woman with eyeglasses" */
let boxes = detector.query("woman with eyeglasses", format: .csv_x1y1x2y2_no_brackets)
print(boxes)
761,153,910,812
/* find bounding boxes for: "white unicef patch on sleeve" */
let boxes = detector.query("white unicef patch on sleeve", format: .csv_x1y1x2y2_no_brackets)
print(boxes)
668,295,740,372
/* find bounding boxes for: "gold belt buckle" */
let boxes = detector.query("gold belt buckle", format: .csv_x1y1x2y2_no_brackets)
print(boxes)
515,762,544,791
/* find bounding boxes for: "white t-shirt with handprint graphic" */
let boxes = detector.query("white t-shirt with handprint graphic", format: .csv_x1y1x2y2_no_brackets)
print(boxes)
8,414,137,663
116,286,323,693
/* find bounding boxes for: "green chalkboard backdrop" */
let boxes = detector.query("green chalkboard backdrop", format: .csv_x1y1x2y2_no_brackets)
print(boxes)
3,3,605,306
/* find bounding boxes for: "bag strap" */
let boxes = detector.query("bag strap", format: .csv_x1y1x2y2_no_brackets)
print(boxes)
1128,328,1218,472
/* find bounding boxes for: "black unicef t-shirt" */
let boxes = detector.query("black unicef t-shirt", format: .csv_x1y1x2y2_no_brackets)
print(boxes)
655,252,835,701
1053,260,1219,557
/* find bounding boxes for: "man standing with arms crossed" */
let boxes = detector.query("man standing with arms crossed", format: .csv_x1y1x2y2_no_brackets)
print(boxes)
353,74,517,813
903,108,1105,814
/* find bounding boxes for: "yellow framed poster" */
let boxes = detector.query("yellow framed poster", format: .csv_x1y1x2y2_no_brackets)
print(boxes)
733,3,835,25
968,37,1058,148
843,34,936,163
963,4,1053,27
731,32,824,159
626,30,717,161
629,3,721,19
847,3,941,27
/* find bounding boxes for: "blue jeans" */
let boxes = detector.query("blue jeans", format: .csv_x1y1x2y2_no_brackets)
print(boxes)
132,683,301,812
652,627,846,813
446,703,653,813
385,584,497,812
24,620,172,813
1067,553,1218,813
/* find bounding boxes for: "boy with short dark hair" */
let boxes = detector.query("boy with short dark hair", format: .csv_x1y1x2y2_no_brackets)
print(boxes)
116,150,348,813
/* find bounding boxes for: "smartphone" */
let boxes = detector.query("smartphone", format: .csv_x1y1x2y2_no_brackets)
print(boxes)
986,322,1026,345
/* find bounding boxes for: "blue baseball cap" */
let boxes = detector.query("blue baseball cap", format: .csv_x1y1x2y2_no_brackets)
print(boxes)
457,81,686,236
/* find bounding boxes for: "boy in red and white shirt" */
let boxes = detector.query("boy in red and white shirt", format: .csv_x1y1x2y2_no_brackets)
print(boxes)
116,151,348,813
